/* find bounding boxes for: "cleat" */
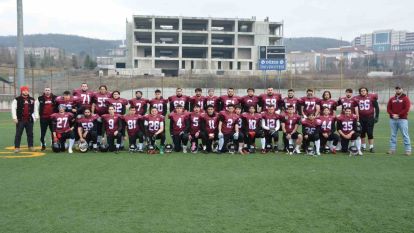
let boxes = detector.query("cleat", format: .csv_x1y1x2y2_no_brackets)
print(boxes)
361,147,366,152
41,145,46,151
316,152,321,156
405,151,412,156
369,148,375,153
261,149,267,154
68,148,73,154
358,150,363,156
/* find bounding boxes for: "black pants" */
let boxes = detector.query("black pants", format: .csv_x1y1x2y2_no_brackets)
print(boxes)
107,134,122,152
172,133,189,152
264,130,279,146
14,120,34,148
220,133,242,152
58,131,75,152
148,133,166,147
244,130,263,147
320,133,339,149
97,121,104,137
360,117,374,140
128,131,144,147
282,132,300,149
40,118,53,146
201,132,218,152
340,133,360,152
302,133,320,149
83,130,98,144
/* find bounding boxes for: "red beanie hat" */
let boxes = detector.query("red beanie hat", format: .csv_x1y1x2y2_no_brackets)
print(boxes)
20,86,29,93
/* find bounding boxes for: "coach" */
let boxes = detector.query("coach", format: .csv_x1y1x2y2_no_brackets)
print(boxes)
387,86,411,156
12,86,39,153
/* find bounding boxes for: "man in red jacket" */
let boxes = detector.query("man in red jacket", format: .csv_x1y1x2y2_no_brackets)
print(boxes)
387,86,411,156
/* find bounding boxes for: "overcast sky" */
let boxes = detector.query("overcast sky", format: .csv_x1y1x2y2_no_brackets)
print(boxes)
1,0,414,41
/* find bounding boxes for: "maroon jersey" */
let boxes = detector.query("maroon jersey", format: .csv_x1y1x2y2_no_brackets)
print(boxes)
101,114,122,136
190,96,206,111
105,98,128,115
337,114,358,135
51,112,74,133
337,97,357,114
219,95,241,109
92,92,112,116
144,114,165,135
281,114,301,134
242,113,262,132
40,95,56,119
260,93,282,111
168,95,190,111
319,99,338,115
319,115,336,134
261,112,281,130
77,114,99,131
283,97,301,113
241,95,260,112
205,96,220,111
301,97,320,116
73,89,94,110
189,112,202,135
121,114,142,137
169,112,189,135
219,111,240,134
129,98,149,115
353,94,378,118
149,98,168,115
202,113,219,134
301,118,321,135
55,96,79,112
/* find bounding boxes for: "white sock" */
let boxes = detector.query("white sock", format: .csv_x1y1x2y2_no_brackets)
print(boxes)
116,144,120,149
261,138,266,149
362,143,366,149
219,138,224,150
93,144,97,149
369,144,374,149
138,143,143,150
239,143,244,151
69,139,75,149
183,145,187,150
97,136,102,144
356,138,361,151
315,140,320,153
295,145,300,151
289,139,294,145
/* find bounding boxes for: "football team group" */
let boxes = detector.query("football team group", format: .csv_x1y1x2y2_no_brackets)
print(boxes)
11,83,410,156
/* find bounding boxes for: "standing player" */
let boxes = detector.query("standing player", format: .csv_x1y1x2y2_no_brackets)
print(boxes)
169,87,190,112
353,87,379,152
260,87,283,112
319,107,340,154
281,105,303,154
337,107,362,155
282,89,301,113
50,104,75,153
300,89,320,118
205,89,220,112
189,104,203,153
101,106,123,153
200,105,220,153
37,87,57,151
92,85,112,145
219,88,241,111
149,89,168,116
301,113,321,156
73,83,94,115
105,91,128,115
77,108,99,152
338,88,358,114
260,105,281,153
129,90,148,116
169,105,190,153
218,104,243,154
144,107,166,150
121,107,144,152
55,91,80,115
190,88,205,112
319,91,337,115
241,88,260,112
241,105,263,152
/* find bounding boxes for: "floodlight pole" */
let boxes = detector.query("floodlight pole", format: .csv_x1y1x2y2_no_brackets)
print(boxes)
16,0,25,93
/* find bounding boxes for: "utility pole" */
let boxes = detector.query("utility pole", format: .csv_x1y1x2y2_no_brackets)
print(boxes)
16,0,25,93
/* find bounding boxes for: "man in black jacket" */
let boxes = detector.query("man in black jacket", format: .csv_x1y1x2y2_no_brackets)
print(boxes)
37,87,57,151
12,86,39,153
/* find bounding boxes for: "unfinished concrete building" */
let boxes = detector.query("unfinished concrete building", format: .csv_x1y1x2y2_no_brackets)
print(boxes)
125,15,284,76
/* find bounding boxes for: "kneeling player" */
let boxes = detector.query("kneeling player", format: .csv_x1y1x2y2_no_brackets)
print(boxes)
189,104,203,153
77,108,99,152
241,106,263,152
200,105,219,153
337,107,362,155
319,107,340,153
260,105,281,153
101,106,122,153
281,105,303,154
144,107,166,152
121,107,144,152
51,104,76,153
301,113,321,156
218,104,244,154
169,105,190,153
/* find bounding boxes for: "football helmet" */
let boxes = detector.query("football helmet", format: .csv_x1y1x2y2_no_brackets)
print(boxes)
78,141,89,153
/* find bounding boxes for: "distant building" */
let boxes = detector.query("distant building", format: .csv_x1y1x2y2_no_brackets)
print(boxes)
7,47,61,59
352,30,414,52
125,15,284,76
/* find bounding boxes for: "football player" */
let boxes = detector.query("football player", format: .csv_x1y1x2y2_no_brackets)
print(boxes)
144,107,166,150
260,105,281,153
337,107,362,155
169,105,190,153
190,88,205,112
128,90,149,116
205,89,220,112
260,87,283,112
319,91,337,116
300,89,320,118
241,105,263,152
169,87,190,112
281,105,303,154
301,112,321,156
77,108,99,152
121,106,144,152
319,107,340,154
218,104,243,154
50,104,76,153
200,105,219,153
219,88,241,111
149,89,168,116
101,105,123,153
241,88,260,112
188,104,203,152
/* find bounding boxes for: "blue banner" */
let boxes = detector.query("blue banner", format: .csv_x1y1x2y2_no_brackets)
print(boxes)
258,59,286,71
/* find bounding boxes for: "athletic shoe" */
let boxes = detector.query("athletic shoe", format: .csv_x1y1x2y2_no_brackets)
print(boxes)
183,147,188,154
14,148,20,153
41,145,46,151
369,148,375,153
261,149,267,154
29,147,36,152
405,151,412,156
361,147,366,151
358,150,363,156
68,148,73,154
294,149,301,154
387,150,395,155
316,152,321,156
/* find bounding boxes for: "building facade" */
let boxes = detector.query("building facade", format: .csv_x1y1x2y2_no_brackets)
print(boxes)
125,15,284,76
353,30,414,52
